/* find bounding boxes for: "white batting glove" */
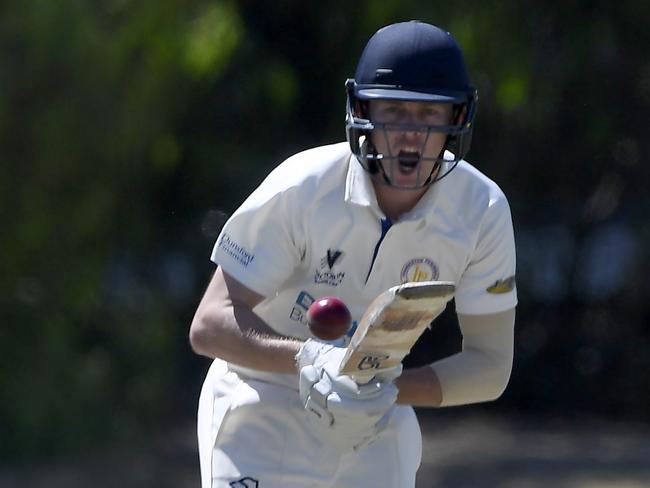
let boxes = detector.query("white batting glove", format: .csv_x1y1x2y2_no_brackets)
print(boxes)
295,340,401,450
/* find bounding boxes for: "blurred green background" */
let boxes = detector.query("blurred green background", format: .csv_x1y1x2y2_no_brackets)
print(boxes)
2,0,649,486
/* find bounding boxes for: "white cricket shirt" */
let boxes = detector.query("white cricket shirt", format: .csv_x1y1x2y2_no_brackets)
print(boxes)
211,142,517,386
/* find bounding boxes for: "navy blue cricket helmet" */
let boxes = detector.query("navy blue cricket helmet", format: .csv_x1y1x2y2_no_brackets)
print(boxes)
346,21,478,188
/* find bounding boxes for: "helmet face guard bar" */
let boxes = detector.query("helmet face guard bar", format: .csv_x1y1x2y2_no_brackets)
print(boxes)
345,79,478,189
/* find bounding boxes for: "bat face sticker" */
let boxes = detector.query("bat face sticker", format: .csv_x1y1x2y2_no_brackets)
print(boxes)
339,281,455,383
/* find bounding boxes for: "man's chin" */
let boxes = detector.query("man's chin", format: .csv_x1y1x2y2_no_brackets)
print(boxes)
372,174,424,190
393,164,432,187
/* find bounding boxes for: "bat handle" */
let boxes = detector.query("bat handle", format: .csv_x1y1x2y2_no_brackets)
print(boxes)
350,371,376,384
350,365,400,384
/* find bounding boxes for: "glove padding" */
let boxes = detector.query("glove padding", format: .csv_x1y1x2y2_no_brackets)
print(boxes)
296,340,402,450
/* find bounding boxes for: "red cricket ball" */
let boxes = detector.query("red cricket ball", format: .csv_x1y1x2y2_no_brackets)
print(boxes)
307,296,352,341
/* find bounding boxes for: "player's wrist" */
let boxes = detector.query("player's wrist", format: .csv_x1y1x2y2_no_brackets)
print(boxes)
394,366,443,406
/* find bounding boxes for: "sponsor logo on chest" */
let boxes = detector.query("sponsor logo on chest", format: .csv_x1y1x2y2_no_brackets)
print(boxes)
288,289,357,344
289,290,315,324
314,248,345,286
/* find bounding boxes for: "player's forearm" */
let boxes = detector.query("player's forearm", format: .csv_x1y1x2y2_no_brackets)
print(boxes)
395,367,443,407
430,309,515,406
396,309,515,407
430,347,512,406
395,350,511,407
190,303,302,373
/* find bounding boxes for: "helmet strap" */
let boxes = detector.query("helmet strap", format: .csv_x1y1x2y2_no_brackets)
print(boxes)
423,157,443,186
361,138,380,174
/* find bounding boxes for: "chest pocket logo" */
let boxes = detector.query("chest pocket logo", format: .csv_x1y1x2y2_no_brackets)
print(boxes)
400,257,439,283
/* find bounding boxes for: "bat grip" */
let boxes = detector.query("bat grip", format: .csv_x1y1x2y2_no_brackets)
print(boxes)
350,371,376,384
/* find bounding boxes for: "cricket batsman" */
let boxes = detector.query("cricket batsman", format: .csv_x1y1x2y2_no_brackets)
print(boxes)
190,20,517,487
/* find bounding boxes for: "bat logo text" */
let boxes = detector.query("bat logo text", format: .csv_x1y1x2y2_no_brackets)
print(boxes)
357,354,390,370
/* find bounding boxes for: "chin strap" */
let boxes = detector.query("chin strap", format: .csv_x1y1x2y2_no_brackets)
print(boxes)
363,141,392,185
361,138,378,174
378,162,392,186
422,147,446,185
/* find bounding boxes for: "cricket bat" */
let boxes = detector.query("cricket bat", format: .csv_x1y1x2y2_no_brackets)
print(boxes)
339,281,455,383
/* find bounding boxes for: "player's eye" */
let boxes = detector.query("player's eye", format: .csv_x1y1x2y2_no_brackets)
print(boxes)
374,106,397,122
421,108,448,124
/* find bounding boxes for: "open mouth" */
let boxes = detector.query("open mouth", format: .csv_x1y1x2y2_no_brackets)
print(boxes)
397,150,421,174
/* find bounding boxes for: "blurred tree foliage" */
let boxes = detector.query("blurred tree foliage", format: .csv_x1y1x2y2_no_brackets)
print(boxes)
1,0,649,460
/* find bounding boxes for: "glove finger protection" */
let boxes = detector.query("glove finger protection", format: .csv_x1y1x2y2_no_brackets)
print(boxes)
308,368,397,450
326,380,398,419
299,364,334,427
295,339,342,371
297,346,400,450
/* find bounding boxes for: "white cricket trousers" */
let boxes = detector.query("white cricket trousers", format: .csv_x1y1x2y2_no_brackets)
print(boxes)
197,359,422,488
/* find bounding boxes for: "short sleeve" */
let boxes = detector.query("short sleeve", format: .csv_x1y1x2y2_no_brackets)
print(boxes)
211,176,304,297
454,196,518,315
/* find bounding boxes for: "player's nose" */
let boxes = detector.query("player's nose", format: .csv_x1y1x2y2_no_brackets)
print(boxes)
395,128,425,147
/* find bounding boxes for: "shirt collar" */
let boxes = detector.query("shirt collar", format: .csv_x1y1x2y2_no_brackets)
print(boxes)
344,155,442,223
344,155,383,214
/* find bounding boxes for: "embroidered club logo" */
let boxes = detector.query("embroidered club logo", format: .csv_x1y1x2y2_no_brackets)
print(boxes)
400,257,438,283
314,248,345,286
486,275,516,294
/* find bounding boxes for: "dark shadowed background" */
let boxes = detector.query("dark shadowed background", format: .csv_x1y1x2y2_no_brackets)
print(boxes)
1,1,649,486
